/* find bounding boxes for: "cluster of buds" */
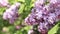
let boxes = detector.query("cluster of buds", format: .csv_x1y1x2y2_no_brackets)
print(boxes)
25,0,60,34
3,2,21,24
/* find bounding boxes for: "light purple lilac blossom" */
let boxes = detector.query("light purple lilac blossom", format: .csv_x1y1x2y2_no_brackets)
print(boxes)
3,2,21,24
0,0,10,7
25,0,60,34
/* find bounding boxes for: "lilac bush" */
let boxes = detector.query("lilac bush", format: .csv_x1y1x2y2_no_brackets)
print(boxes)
0,0,60,34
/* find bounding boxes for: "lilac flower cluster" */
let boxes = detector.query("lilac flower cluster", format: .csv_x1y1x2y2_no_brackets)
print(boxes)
25,0,60,34
0,0,10,7
3,2,21,24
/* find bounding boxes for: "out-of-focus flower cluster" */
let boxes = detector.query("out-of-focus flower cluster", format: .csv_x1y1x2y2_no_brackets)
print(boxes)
3,2,21,24
0,0,10,7
25,0,60,34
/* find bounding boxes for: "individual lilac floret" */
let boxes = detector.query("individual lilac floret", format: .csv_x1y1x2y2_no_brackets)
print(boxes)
0,0,10,7
3,2,21,24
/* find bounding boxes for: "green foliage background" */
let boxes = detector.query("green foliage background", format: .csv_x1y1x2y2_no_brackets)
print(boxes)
0,0,60,34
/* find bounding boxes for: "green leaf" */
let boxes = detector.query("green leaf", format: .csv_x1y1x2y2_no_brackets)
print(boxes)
9,0,15,4
18,4,25,13
48,23,59,34
0,8,6,15
24,26,32,31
